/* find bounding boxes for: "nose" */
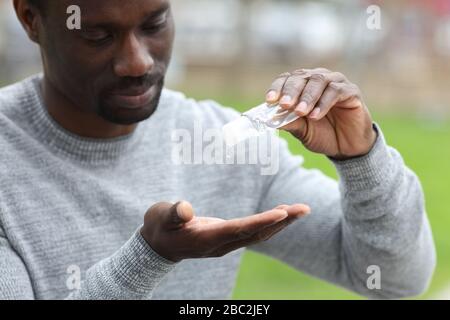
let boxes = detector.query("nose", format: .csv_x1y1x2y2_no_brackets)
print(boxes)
113,33,154,78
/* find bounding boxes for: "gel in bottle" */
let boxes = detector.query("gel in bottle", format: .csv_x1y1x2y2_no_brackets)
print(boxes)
222,102,299,147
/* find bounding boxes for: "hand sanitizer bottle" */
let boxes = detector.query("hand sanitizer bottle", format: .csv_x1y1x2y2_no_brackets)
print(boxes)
222,102,299,147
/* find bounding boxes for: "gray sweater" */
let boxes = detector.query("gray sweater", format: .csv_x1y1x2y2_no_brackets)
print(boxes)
0,75,436,300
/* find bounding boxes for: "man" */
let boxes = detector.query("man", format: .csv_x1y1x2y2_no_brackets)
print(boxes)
0,0,435,300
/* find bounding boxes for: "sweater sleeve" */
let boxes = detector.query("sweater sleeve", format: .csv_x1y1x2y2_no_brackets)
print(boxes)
249,124,436,299
0,226,176,300
0,226,35,299
66,228,176,300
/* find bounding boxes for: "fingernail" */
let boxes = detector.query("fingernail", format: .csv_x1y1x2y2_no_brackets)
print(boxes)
175,201,185,215
280,95,292,106
296,101,308,113
266,91,278,102
176,201,193,222
309,108,321,119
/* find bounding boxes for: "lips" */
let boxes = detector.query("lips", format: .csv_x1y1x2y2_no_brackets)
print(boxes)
107,84,156,109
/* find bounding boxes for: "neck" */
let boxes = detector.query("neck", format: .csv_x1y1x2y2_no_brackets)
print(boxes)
41,76,137,139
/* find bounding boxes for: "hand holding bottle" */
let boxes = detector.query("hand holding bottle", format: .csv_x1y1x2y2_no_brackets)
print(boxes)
265,68,377,160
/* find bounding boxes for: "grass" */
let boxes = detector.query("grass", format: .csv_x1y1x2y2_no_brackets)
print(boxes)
185,93,450,300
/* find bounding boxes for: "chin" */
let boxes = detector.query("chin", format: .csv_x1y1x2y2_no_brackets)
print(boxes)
98,89,163,125
105,103,157,124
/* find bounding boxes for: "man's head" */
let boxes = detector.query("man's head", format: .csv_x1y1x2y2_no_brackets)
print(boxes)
14,0,175,125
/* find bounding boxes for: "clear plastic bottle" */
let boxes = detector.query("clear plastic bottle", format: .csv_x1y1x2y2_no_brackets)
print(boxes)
222,102,299,147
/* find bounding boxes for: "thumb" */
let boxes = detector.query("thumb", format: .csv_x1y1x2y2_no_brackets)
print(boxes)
280,117,307,141
165,200,194,228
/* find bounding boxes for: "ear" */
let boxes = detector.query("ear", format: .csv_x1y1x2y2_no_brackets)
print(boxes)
13,0,42,44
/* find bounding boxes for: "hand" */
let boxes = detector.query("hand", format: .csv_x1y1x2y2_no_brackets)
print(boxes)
266,68,377,160
140,201,310,262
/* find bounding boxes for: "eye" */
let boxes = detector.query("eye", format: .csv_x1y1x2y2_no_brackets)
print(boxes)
142,16,168,34
81,30,113,44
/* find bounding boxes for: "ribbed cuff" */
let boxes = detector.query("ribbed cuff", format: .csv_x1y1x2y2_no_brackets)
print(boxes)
330,123,395,192
107,227,176,295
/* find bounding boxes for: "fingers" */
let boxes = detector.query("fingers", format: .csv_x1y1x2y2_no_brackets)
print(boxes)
277,203,311,217
266,72,290,104
294,73,330,115
277,75,309,110
265,69,350,118
214,204,311,257
265,70,311,108
306,82,342,121
209,209,289,244
309,82,360,120
214,204,310,244
295,72,347,116
212,221,291,258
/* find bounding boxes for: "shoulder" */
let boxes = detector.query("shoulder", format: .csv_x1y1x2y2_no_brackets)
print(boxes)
0,75,41,165
0,74,41,127
160,88,241,129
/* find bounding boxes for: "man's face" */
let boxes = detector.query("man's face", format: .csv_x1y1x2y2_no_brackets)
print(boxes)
38,0,174,125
